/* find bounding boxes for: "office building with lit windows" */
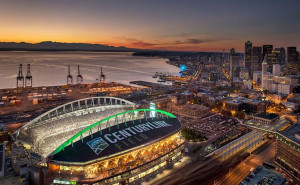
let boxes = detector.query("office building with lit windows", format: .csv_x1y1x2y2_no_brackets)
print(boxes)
276,124,300,182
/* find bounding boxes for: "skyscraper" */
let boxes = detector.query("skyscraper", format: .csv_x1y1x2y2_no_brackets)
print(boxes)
244,41,252,73
251,46,263,78
261,57,273,91
262,45,274,73
261,57,268,90
263,45,273,58
265,50,280,73
230,49,240,80
272,64,281,77
274,47,286,65
230,48,236,56
229,48,235,61
287,47,299,75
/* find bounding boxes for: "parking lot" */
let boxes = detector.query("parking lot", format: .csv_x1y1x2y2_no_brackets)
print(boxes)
185,114,239,139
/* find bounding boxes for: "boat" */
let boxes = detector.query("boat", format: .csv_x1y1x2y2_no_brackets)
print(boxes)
157,79,166,83
155,72,164,77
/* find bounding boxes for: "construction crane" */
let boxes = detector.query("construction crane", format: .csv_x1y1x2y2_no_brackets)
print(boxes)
99,67,105,83
16,64,24,88
76,65,83,84
25,64,32,87
67,65,73,85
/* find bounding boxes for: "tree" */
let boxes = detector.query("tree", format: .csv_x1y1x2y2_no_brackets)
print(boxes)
263,89,269,95
236,111,246,119
293,85,300,93
221,109,232,117
216,101,223,108
181,128,207,141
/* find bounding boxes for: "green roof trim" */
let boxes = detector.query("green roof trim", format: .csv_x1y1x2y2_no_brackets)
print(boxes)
51,109,176,155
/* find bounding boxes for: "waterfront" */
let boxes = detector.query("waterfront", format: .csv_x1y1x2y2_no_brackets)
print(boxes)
0,51,180,89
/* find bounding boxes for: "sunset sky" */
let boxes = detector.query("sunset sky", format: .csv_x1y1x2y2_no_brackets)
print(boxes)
1,0,300,52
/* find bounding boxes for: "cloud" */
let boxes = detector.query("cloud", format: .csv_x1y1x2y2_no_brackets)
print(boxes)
176,32,196,37
98,35,224,50
131,41,156,47
186,38,206,44
173,38,211,45
125,37,213,48
111,37,157,47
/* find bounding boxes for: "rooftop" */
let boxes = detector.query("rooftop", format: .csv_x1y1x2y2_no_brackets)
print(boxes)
51,117,181,164
226,100,244,105
253,113,279,120
228,97,262,104
185,104,209,110
278,123,300,145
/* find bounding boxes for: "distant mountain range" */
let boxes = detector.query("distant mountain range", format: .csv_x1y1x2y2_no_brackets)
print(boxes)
0,41,140,52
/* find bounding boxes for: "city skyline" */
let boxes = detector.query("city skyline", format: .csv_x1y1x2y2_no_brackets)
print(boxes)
0,1,300,185
1,0,300,52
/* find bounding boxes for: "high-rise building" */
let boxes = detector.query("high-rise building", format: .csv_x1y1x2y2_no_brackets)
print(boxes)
273,64,281,77
230,49,240,80
262,45,274,73
274,47,286,65
230,48,236,56
262,58,268,75
263,45,273,58
251,46,263,78
265,49,282,73
244,41,252,72
261,58,272,90
287,47,299,75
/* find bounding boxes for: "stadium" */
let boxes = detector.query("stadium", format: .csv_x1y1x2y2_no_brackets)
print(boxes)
15,97,184,185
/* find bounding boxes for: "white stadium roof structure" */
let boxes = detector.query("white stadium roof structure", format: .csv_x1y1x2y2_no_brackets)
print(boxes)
16,97,135,159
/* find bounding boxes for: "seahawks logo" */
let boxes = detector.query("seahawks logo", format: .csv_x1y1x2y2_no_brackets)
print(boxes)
87,137,109,155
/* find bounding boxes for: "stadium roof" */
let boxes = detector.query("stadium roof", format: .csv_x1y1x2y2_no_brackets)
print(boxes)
16,97,136,158
17,97,134,132
51,109,180,165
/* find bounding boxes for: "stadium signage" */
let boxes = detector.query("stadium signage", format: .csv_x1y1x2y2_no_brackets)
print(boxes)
52,117,181,163
88,120,173,155
53,179,76,184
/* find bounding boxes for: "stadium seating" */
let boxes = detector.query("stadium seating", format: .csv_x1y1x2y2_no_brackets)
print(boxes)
18,106,133,157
